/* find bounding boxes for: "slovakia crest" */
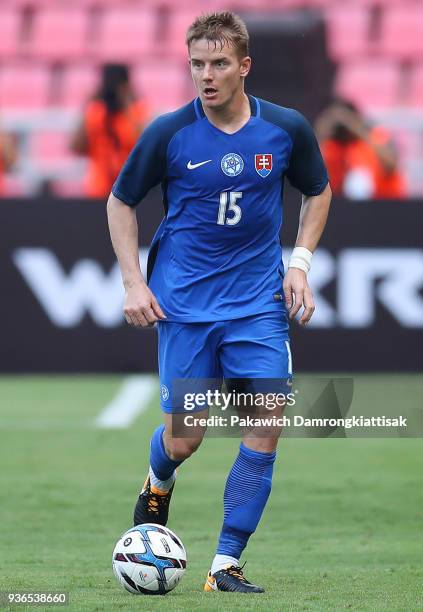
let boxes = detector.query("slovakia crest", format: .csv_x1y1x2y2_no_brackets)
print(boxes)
255,154,273,178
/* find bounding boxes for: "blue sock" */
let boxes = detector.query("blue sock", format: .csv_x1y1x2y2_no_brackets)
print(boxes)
216,443,276,560
150,424,183,481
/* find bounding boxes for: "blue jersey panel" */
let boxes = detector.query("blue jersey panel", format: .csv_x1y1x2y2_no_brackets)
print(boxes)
113,96,328,323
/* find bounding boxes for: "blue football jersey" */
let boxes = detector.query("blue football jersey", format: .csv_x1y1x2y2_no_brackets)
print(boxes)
112,96,328,322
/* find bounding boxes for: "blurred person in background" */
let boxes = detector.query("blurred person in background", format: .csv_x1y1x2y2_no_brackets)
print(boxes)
315,98,406,200
0,123,18,194
71,64,149,198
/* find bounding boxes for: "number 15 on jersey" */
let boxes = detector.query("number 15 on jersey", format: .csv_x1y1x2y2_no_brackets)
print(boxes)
217,191,243,226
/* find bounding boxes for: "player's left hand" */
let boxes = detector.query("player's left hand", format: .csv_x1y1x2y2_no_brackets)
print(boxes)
283,268,315,326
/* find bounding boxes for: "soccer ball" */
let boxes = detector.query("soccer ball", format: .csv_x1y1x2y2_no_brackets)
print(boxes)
112,523,187,595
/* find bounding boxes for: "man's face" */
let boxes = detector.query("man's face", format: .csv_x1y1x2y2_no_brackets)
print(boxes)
189,38,251,110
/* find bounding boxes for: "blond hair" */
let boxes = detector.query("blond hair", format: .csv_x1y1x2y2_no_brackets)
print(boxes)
186,11,249,59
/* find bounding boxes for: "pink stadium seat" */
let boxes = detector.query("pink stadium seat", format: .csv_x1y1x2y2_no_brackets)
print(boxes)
334,60,400,109
391,128,418,161
60,0,162,5
15,0,90,4
139,0,208,6
31,131,75,167
273,0,328,7
51,178,86,197
223,0,318,8
1,176,26,197
28,8,89,60
0,9,21,58
211,0,270,8
409,64,423,107
60,65,100,108
133,63,192,112
167,10,200,59
94,8,157,62
31,131,84,197
4,0,59,5
324,6,370,61
2,0,52,6
304,0,335,5
335,0,404,4
380,6,423,59
0,64,51,108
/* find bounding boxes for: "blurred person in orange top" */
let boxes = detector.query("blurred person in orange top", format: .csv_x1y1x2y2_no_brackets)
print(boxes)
71,64,149,198
0,123,18,195
315,98,406,200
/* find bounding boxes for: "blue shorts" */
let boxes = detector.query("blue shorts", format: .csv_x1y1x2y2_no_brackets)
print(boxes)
157,312,292,413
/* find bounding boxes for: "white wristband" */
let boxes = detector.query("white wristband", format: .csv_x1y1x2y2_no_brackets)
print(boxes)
288,246,313,274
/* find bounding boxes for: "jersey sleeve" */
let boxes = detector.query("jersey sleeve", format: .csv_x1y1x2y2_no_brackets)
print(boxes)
285,111,328,196
111,116,167,207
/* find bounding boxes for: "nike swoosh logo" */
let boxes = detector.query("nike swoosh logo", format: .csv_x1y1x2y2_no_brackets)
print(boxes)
187,159,212,170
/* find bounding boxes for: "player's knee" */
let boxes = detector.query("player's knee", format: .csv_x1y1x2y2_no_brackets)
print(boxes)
164,437,202,461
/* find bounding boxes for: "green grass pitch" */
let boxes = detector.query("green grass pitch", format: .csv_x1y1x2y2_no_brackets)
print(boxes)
0,375,422,611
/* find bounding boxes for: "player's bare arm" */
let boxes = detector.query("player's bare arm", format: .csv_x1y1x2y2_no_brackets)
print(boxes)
107,192,166,328
283,182,332,326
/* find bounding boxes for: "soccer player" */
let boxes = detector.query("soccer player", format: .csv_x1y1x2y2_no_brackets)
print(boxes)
107,12,331,594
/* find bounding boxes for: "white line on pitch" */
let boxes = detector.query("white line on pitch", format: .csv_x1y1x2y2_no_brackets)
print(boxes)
95,375,157,429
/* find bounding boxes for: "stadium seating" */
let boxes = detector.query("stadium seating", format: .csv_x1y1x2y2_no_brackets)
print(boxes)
212,0,327,8
94,7,157,61
392,128,419,162
31,131,86,197
133,62,193,112
334,60,400,109
1,175,26,197
324,6,370,61
27,8,89,60
166,9,199,59
380,6,423,59
409,64,423,107
0,64,51,108
0,9,21,59
2,0,52,6
212,0,279,9
336,0,404,4
60,65,99,109
0,0,422,196
30,131,75,168
140,0,211,6
50,178,86,197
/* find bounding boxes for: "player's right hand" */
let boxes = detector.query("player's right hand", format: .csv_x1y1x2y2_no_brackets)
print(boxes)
283,267,315,326
123,282,167,328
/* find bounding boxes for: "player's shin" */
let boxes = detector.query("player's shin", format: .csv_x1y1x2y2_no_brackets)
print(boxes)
134,424,184,527
211,442,276,574
149,424,182,490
